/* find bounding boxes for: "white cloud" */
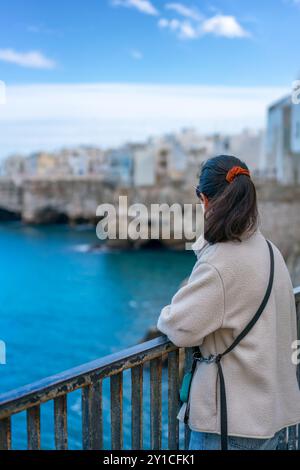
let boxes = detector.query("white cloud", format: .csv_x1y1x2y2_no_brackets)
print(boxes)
158,18,199,39
111,0,158,15
1,83,287,123
111,0,249,41
165,3,202,21
130,49,143,60
158,18,177,30
0,83,288,157
179,21,199,39
159,13,249,40
0,49,56,69
202,15,250,38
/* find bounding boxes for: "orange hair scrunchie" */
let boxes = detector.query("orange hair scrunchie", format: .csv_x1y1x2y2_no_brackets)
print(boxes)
226,166,250,184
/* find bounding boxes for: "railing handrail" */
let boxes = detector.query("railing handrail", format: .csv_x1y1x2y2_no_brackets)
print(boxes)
0,286,299,421
0,335,176,419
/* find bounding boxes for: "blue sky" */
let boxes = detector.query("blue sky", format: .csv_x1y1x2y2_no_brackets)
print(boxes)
0,0,298,157
0,0,299,86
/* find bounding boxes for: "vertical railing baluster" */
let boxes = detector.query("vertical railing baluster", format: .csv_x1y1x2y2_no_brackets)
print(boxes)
90,381,103,450
131,365,143,450
150,357,162,450
82,386,90,450
27,405,41,450
54,395,68,450
287,425,297,450
111,373,123,450
277,428,287,449
184,348,194,450
297,300,300,387
82,381,103,450
168,350,179,450
0,417,11,450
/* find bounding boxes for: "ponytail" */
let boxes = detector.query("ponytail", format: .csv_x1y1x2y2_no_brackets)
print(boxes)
198,155,258,244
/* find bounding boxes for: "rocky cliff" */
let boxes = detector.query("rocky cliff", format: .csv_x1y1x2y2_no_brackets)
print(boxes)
0,177,299,282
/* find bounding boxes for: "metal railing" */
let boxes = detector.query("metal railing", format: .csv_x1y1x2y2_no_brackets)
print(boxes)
0,287,299,450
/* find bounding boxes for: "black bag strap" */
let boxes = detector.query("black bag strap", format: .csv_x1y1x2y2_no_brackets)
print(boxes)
184,239,275,451
217,239,274,450
220,239,275,358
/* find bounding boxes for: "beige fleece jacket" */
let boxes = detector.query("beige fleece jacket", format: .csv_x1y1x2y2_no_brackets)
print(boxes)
157,228,300,438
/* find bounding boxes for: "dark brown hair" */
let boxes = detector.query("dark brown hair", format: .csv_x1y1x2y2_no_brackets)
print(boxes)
197,155,258,244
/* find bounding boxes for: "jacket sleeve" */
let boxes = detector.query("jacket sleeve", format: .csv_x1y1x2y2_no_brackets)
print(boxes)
157,261,225,347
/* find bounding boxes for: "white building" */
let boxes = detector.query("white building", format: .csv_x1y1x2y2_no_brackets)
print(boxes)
103,146,134,186
131,134,192,187
265,96,300,184
148,135,188,184
56,147,105,176
1,154,25,177
66,151,87,176
133,147,155,187
175,130,234,184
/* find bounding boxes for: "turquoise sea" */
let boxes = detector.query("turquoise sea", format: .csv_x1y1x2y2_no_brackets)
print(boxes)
0,223,194,449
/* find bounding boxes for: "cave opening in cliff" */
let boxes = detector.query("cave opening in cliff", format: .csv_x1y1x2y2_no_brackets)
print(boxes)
141,239,165,250
35,207,69,225
0,208,21,221
71,216,92,225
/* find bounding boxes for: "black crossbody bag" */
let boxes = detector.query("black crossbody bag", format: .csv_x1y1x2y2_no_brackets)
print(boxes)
183,239,275,451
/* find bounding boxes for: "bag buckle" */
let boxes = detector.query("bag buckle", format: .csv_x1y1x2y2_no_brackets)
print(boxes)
193,352,219,364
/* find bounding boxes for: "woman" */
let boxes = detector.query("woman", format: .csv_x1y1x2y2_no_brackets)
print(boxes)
157,155,300,451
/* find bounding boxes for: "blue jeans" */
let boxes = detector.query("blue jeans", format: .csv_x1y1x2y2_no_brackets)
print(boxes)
189,430,281,450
